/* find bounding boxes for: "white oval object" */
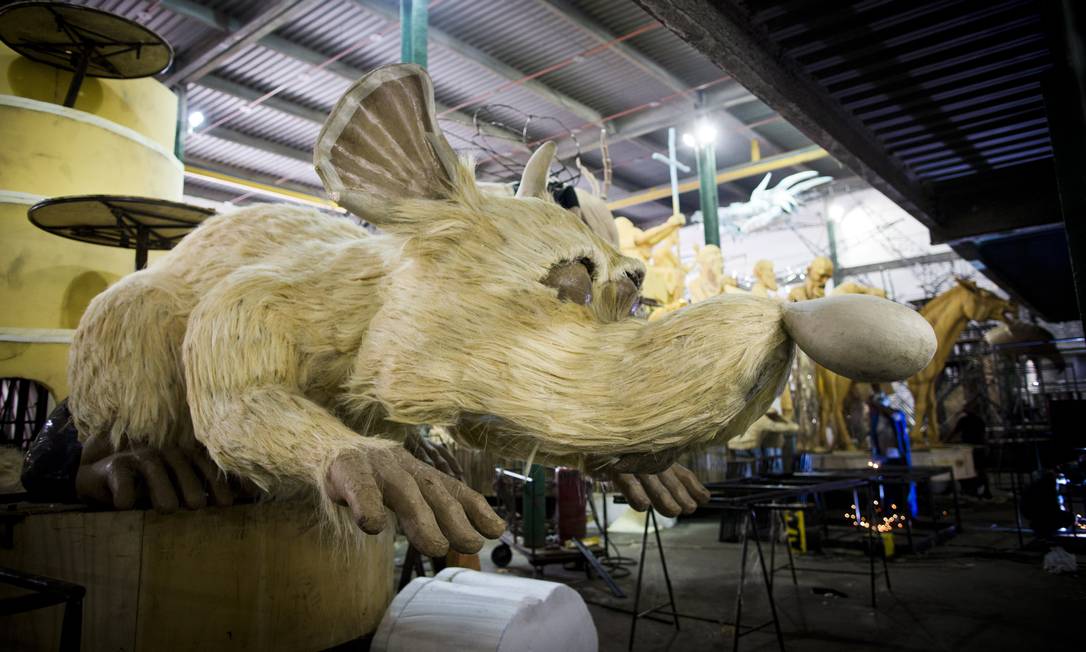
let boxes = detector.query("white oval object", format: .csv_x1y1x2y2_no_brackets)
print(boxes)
782,294,936,382
372,569,597,652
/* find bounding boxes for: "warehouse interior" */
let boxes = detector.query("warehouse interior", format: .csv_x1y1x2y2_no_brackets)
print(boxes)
1,1,1084,650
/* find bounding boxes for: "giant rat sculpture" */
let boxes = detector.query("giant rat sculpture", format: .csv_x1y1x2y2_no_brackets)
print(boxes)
67,65,936,556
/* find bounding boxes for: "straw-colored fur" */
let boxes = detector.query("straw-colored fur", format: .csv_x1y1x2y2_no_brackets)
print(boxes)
68,64,801,526
69,178,793,511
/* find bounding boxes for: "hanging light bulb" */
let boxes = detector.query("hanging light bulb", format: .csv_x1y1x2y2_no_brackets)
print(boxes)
188,110,206,134
695,122,717,145
827,202,846,222
682,121,718,148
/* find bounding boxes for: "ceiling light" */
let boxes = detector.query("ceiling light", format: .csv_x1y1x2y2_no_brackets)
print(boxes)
695,122,716,145
683,122,717,148
827,202,846,222
188,110,205,133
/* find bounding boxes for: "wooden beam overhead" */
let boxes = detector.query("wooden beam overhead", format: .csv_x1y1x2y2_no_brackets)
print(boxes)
930,159,1061,243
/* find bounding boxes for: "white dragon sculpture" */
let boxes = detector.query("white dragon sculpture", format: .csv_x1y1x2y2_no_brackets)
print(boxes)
721,170,832,234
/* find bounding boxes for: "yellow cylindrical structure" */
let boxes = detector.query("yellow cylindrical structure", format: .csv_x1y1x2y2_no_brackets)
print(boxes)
0,44,183,397
0,49,398,645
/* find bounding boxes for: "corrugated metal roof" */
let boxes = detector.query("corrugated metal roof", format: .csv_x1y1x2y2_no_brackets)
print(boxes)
276,0,399,69
744,0,1053,183
188,85,321,151
572,0,726,87
431,0,593,76
45,0,823,219
71,0,221,55
536,49,676,117
185,131,322,185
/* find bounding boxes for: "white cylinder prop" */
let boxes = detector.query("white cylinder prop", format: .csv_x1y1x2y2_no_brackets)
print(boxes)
371,568,597,652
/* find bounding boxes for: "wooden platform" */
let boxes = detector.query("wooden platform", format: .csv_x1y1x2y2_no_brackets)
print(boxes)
808,445,977,480
0,501,395,651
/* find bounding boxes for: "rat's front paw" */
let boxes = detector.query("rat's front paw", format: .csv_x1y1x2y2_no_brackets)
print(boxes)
325,446,505,557
609,463,711,517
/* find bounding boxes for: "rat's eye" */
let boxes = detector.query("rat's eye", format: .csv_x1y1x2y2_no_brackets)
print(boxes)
542,259,594,305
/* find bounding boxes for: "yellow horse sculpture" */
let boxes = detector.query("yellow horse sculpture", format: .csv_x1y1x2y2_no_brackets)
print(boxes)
817,279,1012,450
907,279,1013,447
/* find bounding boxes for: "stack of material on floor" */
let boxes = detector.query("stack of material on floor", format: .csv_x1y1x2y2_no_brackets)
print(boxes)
372,567,597,651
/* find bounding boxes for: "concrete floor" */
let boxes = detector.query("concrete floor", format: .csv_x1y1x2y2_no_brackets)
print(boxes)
476,500,1084,651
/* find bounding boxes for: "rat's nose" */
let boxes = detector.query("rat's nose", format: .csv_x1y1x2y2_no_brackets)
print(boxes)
782,294,936,382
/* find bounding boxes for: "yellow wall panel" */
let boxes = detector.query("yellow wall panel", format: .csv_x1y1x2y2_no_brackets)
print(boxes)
0,44,179,151
1,48,180,398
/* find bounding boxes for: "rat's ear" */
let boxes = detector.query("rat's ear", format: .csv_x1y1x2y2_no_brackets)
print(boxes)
315,64,461,223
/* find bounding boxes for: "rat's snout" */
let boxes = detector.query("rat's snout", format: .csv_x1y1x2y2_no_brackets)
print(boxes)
781,294,936,382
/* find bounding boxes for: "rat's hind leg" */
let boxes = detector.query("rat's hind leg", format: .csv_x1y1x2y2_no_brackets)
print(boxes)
69,270,196,450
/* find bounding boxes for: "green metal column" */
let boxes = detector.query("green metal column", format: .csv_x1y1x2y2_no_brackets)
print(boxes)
522,464,547,548
400,0,429,69
697,142,720,246
174,85,187,161
826,219,842,285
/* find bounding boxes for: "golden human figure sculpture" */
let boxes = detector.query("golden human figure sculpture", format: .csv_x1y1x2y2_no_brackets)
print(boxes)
907,279,1014,447
750,259,778,298
615,214,687,317
787,255,834,302
645,229,689,317
652,228,683,271
614,213,685,263
688,243,740,303
688,244,723,303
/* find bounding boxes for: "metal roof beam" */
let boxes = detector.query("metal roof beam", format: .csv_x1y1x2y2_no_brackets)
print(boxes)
198,75,328,124
931,159,1060,243
350,0,604,125
632,0,937,230
200,126,313,164
163,1,527,145
185,157,326,197
531,0,789,160
159,0,362,79
555,82,758,159
158,0,236,30
194,76,524,147
164,0,320,86
837,251,959,278
533,0,688,94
